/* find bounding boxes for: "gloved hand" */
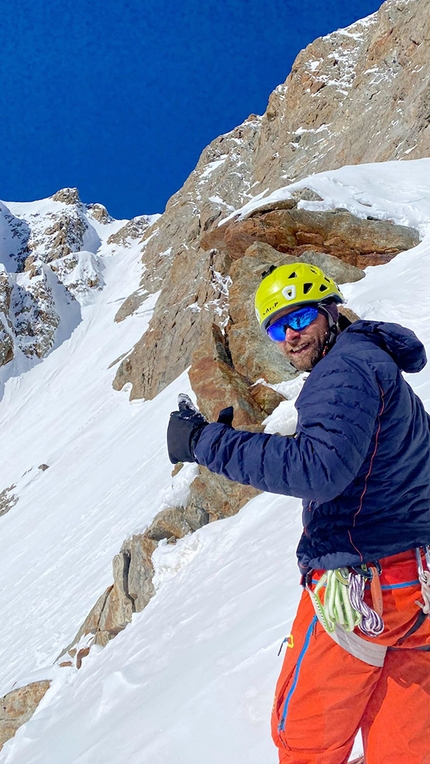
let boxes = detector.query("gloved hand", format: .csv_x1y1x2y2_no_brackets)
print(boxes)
216,406,234,426
167,396,235,464
167,394,209,464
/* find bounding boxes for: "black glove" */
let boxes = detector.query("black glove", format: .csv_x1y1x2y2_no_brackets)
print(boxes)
216,406,234,426
167,394,208,464
167,397,235,464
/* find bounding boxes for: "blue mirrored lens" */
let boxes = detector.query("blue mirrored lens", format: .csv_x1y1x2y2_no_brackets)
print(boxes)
266,306,319,341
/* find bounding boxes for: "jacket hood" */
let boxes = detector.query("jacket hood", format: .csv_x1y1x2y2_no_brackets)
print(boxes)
342,320,427,374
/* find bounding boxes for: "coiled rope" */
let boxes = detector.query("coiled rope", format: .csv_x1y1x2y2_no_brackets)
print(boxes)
307,567,384,638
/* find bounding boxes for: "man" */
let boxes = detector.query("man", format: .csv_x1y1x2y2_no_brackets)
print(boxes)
167,262,430,764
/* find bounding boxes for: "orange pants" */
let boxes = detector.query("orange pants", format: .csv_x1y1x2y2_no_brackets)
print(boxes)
271,551,430,764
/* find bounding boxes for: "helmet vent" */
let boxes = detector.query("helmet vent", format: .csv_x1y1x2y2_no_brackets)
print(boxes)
303,282,313,294
288,271,298,278
319,284,328,292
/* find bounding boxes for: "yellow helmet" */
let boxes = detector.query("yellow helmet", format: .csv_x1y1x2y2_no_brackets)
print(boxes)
255,262,344,330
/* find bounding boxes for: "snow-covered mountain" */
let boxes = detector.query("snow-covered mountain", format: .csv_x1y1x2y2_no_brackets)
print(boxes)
2,0,430,761
0,188,158,393
2,158,430,763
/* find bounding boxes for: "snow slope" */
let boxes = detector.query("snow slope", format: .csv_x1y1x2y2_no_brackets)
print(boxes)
1,159,430,763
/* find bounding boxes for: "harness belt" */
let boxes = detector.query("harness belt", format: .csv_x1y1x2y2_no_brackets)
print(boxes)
331,624,387,667
303,547,430,666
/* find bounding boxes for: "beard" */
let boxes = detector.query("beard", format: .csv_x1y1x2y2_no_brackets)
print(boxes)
284,332,328,371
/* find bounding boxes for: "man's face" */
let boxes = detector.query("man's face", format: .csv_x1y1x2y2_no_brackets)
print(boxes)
268,307,329,371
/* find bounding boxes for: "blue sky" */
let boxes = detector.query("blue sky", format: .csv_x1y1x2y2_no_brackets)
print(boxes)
1,0,380,219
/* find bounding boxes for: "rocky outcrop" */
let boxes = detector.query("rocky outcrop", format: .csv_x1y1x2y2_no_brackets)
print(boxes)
113,197,387,403
0,270,14,366
59,459,261,668
113,0,427,403
52,188,81,205
0,681,51,751
0,485,18,517
60,535,158,654
107,216,154,247
12,270,61,359
186,470,260,524
114,287,149,323
86,203,113,224
50,251,104,296
253,0,430,192
201,206,419,268
189,322,287,425
112,247,232,399
26,191,92,264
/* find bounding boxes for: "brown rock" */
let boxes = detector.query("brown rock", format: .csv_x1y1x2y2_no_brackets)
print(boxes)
113,248,231,400
76,647,91,669
107,216,153,247
0,680,51,751
339,305,360,324
86,203,112,224
146,508,192,543
186,469,260,523
57,586,113,662
114,288,149,323
189,323,285,426
0,272,14,367
249,382,287,415
206,208,419,266
0,324,13,367
121,535,157,612
52,188,81,205
97,553,134,634
59,536,159,662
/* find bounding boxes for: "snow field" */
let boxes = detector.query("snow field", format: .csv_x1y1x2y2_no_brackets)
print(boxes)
2,159,430,762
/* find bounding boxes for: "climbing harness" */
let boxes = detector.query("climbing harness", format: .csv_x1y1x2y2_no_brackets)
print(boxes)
305,564,384,638
415,545,430,616
297,549,430,666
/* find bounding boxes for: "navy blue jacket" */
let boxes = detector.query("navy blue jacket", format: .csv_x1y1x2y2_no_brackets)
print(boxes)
194,321,430,572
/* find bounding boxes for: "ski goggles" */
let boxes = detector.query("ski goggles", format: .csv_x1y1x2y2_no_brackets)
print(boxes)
266,305,319,342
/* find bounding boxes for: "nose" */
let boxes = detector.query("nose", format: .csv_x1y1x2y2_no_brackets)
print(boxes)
284,326,301,343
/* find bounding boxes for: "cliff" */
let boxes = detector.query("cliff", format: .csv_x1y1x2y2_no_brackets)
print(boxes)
112,0,430,406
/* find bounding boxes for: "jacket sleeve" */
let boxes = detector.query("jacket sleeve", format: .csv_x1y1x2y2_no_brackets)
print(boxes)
194,354,384,503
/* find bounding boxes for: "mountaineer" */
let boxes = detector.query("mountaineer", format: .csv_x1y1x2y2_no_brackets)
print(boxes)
167,262,430,764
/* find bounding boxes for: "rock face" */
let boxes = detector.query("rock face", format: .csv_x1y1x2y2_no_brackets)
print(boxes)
107,216,155,247
60,535,158,654
113,0,427,405
0,270,14,366
0,681,51,751
202,206,419,268
254,0,430,190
